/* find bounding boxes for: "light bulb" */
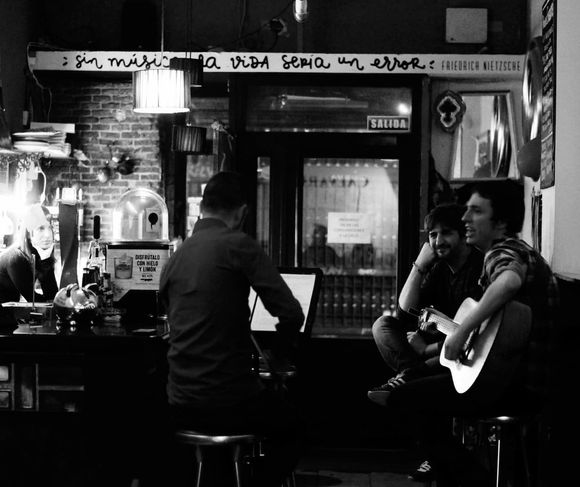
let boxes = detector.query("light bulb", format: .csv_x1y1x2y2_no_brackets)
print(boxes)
294,0,308,23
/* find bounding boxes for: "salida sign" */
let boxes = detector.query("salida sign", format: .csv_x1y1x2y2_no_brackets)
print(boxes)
367,115,411,132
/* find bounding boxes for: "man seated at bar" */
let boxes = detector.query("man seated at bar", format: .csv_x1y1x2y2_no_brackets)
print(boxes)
383,180,559,487
160,171,304,487
0,204,58,329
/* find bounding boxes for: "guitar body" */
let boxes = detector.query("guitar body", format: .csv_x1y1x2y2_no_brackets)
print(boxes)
436,298,532,398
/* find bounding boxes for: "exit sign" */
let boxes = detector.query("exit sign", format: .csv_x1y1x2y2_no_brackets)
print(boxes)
367,115,411,132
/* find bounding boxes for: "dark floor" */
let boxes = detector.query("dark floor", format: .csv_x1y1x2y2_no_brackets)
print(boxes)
295,447,423,487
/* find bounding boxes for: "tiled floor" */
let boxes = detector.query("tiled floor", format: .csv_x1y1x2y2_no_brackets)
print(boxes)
294,447,423,487
294,471,418,487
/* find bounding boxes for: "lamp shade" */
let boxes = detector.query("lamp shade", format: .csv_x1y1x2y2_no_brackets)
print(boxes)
133,69,191,113
170,57,203,87
171,125,207,153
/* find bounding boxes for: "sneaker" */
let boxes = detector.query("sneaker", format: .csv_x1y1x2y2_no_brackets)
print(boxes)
366,372,409,406
408,460,434,482
367,389,391,406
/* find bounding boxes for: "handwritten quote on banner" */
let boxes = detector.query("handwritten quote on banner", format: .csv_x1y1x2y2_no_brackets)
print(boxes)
33,51,523,78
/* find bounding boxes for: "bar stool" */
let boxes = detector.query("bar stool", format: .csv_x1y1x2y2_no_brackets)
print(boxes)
174,429,259,487
457,414,537,487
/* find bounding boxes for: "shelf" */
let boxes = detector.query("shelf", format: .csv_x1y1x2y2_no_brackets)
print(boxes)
38,385,84,392
0,150,77,169
449,177,522,185
40,156,77,169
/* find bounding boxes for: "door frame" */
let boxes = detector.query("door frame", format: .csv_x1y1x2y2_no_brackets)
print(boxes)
229,73,430,296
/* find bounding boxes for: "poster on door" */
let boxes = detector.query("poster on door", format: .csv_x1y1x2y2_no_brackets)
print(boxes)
327,212,371,244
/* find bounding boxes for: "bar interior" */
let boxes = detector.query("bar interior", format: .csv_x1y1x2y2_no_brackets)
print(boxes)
0,1,578,486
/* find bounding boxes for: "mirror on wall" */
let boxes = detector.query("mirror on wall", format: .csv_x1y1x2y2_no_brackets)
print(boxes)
450,92,519,181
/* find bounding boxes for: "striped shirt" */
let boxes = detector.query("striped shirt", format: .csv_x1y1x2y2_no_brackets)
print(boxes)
481,237,559,399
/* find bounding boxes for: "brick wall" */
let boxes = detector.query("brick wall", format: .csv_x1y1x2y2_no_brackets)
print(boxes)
42,79,164,245
36,76,229,269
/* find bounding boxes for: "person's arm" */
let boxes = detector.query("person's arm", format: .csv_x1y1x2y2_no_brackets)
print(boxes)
4,250,37,302
36,256,58,301
443,269,522,361
399,242,437,313
237,237,304,336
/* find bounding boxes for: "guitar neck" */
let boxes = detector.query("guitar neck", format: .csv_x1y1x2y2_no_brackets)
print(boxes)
422,309,458,336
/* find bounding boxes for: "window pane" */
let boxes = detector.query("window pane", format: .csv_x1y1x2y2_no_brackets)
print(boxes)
302,158,398,337
246,85,412,133
185,155,216,236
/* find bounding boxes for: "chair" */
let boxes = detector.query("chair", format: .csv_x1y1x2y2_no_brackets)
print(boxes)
174,429,259,487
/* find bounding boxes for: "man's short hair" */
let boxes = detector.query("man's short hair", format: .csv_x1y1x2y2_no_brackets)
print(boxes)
424,203,467,237
201,171,246,212
468,180,524,235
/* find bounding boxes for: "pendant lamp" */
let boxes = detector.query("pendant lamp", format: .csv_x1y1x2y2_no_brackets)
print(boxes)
170,57,203,88
171,124,207,153
170,0,206,153
133,0,190,114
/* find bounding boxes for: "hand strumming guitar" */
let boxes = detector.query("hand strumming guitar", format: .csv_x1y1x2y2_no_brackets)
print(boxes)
442,324,472,361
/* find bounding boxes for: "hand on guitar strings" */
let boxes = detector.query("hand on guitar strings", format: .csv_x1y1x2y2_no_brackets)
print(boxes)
443,326,472,362
418,320,439,337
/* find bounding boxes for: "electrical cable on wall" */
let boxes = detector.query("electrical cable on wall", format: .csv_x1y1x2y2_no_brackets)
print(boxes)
26,42,62,123
211,0,293,51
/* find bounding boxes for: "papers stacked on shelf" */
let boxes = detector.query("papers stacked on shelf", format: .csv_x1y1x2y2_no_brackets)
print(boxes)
12,130,71,157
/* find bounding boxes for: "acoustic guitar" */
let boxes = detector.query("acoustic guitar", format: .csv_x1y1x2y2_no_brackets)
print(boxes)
420,298,532,398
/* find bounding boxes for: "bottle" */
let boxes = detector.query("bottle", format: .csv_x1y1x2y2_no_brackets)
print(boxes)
101,272,114,309
0,78,12,150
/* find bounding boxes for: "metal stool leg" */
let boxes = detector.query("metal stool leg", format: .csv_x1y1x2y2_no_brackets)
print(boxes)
233,443,243,487
495,425,502,487
195,446,203,487
519,422,532,487
281,471,296,487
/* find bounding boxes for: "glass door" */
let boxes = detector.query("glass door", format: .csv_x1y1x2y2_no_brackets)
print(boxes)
244,131,415,338
301,158,398,336
255,155,399,336
232,74,428,338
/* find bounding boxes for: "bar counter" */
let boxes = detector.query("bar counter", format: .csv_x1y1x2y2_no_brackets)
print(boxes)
0,318,169,487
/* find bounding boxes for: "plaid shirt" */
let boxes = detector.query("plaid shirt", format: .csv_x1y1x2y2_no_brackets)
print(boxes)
481,237,560,399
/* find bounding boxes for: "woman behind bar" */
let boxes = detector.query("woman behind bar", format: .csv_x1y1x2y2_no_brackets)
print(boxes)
0,204,58,328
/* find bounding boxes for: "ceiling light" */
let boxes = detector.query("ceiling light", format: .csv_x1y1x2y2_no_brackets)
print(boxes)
132,0,190,114
294,0,308,22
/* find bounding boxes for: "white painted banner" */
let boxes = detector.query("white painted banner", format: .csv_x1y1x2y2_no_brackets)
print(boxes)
31,51,524,78
327,212,372,244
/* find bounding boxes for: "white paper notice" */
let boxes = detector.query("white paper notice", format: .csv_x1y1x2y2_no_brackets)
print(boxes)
327,212,371,244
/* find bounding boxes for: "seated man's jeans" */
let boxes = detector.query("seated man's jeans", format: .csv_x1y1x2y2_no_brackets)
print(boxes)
372,314,445,376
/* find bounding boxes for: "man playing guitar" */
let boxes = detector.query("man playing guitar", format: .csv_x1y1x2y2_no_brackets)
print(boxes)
383,180,559,487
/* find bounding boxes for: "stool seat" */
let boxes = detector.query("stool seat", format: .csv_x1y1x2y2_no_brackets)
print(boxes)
478,414,531,425
175,430,258,446
175,429,260,487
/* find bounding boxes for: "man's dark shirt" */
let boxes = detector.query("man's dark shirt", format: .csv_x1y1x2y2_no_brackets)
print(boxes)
419,247,484,319
159,218,304,408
